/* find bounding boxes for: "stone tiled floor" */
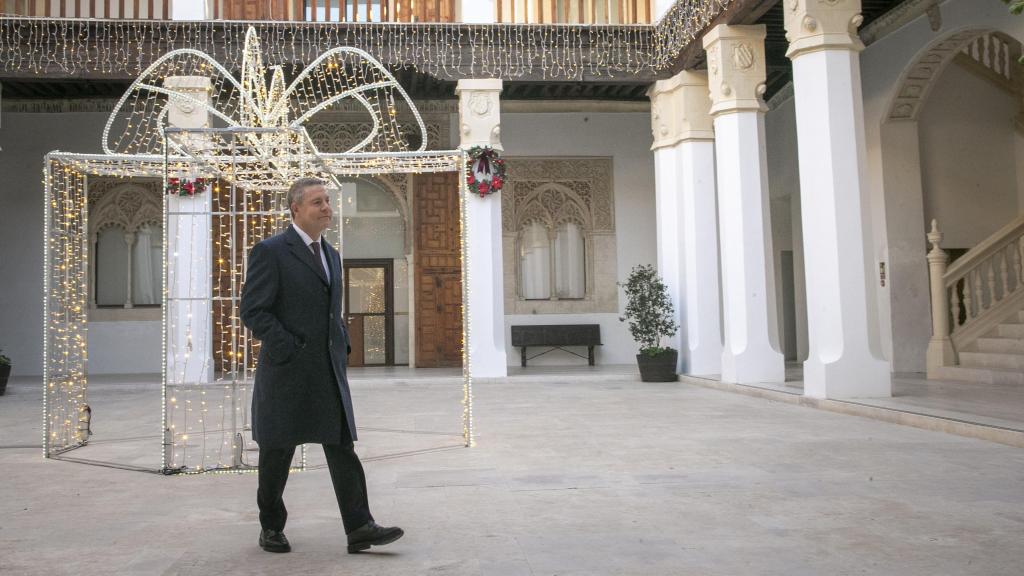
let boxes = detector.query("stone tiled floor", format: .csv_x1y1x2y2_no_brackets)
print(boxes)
1,371,1023,575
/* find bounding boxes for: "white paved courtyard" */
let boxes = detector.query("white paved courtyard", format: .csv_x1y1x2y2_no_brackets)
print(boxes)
1,370,1023,575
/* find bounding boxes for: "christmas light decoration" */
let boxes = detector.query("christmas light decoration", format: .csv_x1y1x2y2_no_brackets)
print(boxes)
42,26,475,473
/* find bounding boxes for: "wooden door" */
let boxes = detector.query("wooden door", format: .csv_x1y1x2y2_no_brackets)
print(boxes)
414,172,463,368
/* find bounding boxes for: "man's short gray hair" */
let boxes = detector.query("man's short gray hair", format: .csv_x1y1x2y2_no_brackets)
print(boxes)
287,177,327,216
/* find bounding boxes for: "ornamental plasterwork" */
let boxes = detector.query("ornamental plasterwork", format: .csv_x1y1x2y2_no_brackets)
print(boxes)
87,179,162,236
501,158,614,234
501,157,617,315
887,29,1001,122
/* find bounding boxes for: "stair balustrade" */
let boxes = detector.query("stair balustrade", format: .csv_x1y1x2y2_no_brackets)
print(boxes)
927,216,1024,376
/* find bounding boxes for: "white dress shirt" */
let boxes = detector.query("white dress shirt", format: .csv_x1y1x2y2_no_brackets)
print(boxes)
292,223,330,281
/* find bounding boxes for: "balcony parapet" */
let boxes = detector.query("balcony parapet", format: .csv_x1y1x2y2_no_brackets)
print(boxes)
0,0,735,81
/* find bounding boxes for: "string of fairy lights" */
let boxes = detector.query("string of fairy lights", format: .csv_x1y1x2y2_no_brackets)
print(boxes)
0,0,733,80
42,26,474,473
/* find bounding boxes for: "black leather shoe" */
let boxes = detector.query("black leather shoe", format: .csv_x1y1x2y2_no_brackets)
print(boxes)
346,520,404,553
259,529,291,553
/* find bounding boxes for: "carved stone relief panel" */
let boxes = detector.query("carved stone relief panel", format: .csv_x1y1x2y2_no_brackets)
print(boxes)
501,158,617,315
306,112,450,152
87,178,163,236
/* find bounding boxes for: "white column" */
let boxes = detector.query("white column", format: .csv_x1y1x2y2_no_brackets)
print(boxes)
457,79,508,378
647,71,722,376
703,25,785,384
653,0,675,20
459,0,495,23
165,76,214,385
785,0,890,398
123,231,136,309
171,0,206,20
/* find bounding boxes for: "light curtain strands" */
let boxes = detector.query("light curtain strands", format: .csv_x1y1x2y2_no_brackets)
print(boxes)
44,146,467,471
0,1,737,80
41,23,478,470
42,157,89,457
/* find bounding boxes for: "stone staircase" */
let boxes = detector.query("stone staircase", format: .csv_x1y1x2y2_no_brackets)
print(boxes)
933,308,1024,385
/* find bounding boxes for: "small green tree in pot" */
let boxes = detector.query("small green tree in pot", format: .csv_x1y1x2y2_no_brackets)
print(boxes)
0,349,11,396
619,265,679,382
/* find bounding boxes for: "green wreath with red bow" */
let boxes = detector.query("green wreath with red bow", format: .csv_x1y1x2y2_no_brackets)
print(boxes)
466,146,506,198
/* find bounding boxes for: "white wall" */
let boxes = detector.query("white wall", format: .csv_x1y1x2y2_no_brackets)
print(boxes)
497,111,657,365
919,61,1019,249
0,110,165,376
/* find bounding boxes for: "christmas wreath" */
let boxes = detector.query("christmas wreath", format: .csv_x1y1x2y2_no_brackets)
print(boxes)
166,177,209,197
466,146,506,198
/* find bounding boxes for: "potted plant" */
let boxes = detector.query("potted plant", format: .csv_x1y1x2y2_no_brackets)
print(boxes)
619,265,679,382
0,349,10,396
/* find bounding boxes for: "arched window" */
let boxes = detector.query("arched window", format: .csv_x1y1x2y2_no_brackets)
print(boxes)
88,180,163,311
95,226,130,307
520,221,552,300
554,221,586,299
132,222,163,306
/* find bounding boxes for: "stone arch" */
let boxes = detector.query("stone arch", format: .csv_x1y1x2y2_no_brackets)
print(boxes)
887,27,1022,122
879,25,1024,373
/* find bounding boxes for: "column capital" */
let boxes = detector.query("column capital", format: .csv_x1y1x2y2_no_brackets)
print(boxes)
701,25,768,117
784,0,864,59
456,79,504,151
646,70,714,150
164,76,211,130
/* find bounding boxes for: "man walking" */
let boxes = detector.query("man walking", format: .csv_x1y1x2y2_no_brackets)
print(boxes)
240,176,403,554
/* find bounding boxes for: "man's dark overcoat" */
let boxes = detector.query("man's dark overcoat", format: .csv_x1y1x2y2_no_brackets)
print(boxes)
240,225,355,447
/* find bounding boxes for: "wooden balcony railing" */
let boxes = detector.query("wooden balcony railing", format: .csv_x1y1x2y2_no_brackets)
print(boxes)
211,0,456,22
497,0,652,24
2,0,170,18
2,0,650,23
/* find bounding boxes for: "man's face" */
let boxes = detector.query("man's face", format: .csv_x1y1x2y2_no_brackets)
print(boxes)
291,185,333,236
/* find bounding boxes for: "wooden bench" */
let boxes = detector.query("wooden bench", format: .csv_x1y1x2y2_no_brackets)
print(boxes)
510,324,602,367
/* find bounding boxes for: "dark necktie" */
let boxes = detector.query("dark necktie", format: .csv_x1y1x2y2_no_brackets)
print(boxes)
310,241,327,283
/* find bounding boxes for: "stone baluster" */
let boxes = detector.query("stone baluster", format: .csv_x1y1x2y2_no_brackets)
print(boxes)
963,272,974,320
987,259,997,305
950,280,961,332
926,220,955,376
1018,236,1024,291
1000,251,1009,301
974,269,984,315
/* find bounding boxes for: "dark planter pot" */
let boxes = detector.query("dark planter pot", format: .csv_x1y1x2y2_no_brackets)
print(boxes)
636,349,678,382
0,364,10,396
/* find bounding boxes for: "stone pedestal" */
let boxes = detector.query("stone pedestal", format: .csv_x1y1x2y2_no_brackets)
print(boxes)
648,71,722,376
457,79,508,378
165,76,214,385
785,0,891,398
703,25,785,384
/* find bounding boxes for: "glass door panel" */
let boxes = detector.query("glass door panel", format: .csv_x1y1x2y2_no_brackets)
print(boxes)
344,260,393,366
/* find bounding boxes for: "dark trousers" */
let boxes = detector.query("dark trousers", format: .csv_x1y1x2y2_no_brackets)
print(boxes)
257,439,373,534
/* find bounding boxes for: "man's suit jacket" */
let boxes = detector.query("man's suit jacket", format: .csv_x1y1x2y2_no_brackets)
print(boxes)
240,225,355,447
